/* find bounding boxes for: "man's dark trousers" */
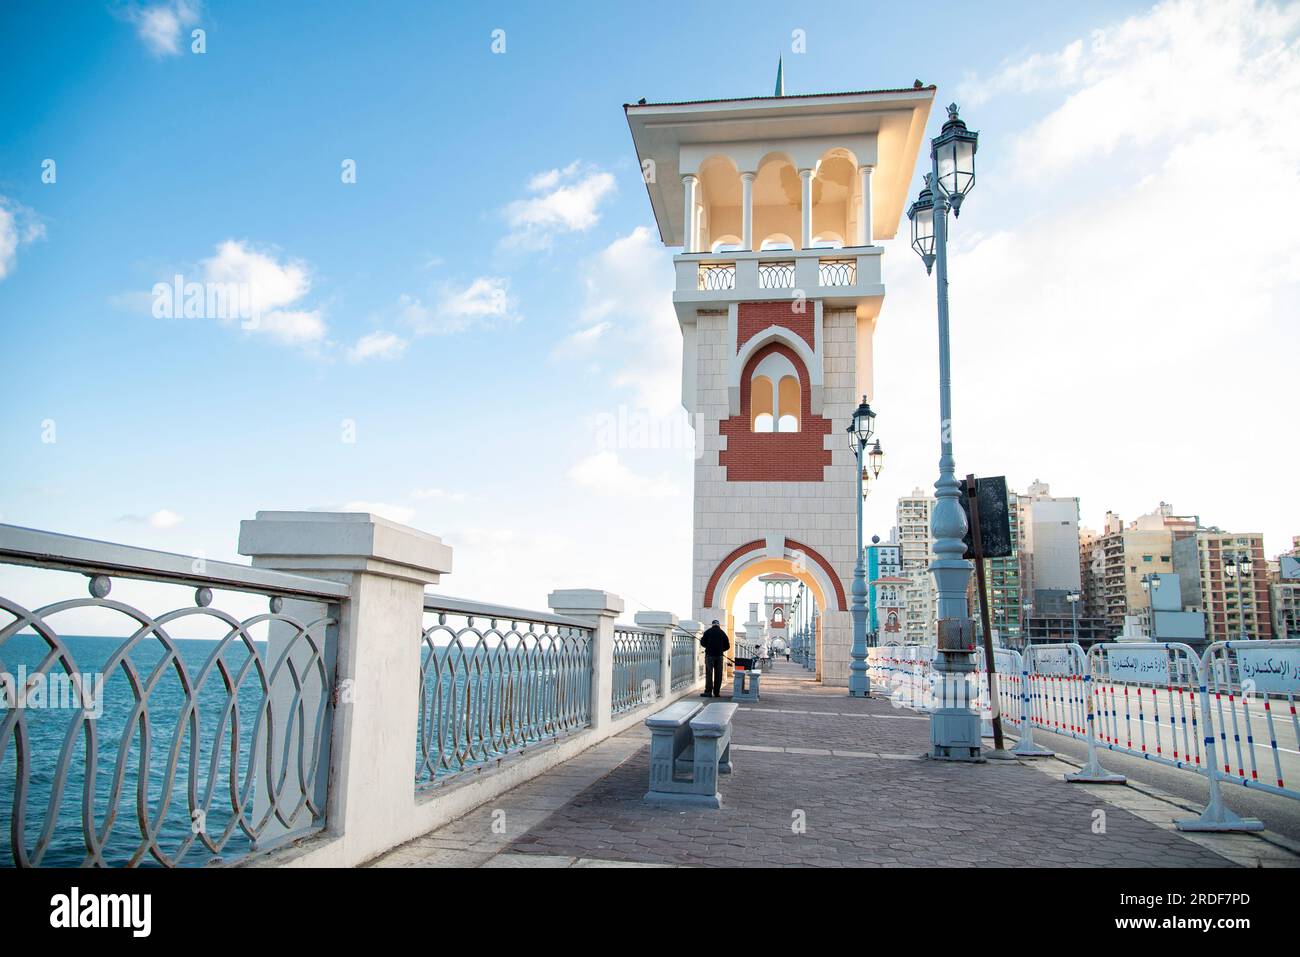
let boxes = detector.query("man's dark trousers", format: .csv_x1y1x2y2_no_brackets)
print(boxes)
706,654,724,697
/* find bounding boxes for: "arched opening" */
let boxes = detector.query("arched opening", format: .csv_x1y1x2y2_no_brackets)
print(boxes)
750,375,773,432
777,375,800,432
759,234,794,251
813,147,860,248
749,351,801,434
721,557,828,676
697,154,742,253
753,152,800,248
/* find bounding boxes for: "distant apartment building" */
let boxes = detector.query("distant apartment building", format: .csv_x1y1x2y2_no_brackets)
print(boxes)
1173,529,1273,641
1016,480,1082,617
1271,535,1300,638
1083,503,1198,638
896,488,935,643
865,536,902,636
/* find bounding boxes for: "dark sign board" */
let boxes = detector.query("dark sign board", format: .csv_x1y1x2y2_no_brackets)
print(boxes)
959,475,1013,560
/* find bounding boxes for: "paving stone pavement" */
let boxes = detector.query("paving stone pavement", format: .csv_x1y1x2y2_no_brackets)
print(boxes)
372,660,1298,868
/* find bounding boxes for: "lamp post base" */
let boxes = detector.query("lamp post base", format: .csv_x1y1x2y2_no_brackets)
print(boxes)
848,676,871,698
930,708,983,761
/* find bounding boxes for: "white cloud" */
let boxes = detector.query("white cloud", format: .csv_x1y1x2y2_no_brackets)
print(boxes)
397,277,518,336
564,226,681,415
348,330,408,363
130,1,201,57
0,199,45,281
198,239,327,348
875,0,1300,558
118,509,183,529
567,451,678,498
503,162,616,249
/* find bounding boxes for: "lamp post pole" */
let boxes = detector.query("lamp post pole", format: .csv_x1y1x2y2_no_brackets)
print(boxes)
908,104,982,760
1067,592,1080,644
847,400,882,697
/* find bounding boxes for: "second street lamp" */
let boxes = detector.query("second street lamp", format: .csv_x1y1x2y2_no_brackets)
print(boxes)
908,103,982,760
847,396,879,697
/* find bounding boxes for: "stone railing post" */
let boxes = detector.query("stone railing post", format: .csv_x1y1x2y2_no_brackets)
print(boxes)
238,511,452,864
549,589,623,734
636,611,678,700
681,619,704,684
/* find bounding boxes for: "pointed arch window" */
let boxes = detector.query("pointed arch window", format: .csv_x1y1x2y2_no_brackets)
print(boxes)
750,352,802,433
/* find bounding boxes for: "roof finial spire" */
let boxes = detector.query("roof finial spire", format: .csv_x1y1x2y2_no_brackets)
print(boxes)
775,56,784,96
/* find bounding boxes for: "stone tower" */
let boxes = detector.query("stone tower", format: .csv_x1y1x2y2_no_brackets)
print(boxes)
625,83,934,684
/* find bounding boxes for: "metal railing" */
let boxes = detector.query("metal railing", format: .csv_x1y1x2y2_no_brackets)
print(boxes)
698,262,736,290
611,627,661,715
417,595,593,786
758,261,795,288
670,632,695,691
0,524,341,867
818,259,857,286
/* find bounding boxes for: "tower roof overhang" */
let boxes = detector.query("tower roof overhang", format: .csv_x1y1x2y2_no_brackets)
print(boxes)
625,86,936,247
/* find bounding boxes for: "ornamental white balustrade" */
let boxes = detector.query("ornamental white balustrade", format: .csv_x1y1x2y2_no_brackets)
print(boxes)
0,514,704,869
675,246,883,310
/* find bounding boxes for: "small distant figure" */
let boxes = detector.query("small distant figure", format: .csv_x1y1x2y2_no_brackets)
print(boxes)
699,619,730,698
785,650,791,662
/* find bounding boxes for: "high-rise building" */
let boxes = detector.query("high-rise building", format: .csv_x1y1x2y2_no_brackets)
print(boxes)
1016,480,1082,617
1085,504,1197,637
896,488,935,642
1270,536,1300,639
864,535,901,636
1173,529,1273,641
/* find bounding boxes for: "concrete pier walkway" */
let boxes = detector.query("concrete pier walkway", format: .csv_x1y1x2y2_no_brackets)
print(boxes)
371,660,1300,869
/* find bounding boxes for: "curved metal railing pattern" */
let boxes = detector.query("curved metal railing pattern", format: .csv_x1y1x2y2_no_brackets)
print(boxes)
0,567,336,868
698,262,736,290
758,261,795,289
611,627,661,716
670,632,695,691
417,597,593,786
818,259,857,286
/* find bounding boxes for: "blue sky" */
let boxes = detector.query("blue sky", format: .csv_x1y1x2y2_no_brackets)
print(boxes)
2,0,1297,626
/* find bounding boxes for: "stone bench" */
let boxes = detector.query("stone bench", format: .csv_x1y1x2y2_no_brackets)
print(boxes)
732,668,761,701
644,700,738,809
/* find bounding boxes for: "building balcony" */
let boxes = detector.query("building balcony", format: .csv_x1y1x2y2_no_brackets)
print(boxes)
673,246,884,313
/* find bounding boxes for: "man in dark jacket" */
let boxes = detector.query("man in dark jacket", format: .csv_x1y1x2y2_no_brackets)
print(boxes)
699,619,730,697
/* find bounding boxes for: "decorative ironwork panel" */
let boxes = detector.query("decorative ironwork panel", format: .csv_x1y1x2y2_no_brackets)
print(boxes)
611,627,661,715
819,259,857,286
758,261,795,289
418,600,593,787
698,262,736,291
670,633,695,691
0,575,336,868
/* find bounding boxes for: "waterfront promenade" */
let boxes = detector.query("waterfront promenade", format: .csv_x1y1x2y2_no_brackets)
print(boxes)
371,661,1300,868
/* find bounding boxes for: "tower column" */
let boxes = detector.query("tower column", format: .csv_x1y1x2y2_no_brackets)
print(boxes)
858,165,874,246
682,173,699,252
740,171,755,250
799,168,815,248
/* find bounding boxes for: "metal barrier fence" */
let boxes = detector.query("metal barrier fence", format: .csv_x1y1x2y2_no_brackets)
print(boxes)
417,596,593,787
0,524,342,867
670,632,695,691
1202,640,1300,802
612,627,662,716
872,637,1300,833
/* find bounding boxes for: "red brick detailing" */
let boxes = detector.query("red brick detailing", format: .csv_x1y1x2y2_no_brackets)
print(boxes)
703,540,765,609
701,538,848,611
718,342,832,482
736,300,814,353
785,538,848,612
